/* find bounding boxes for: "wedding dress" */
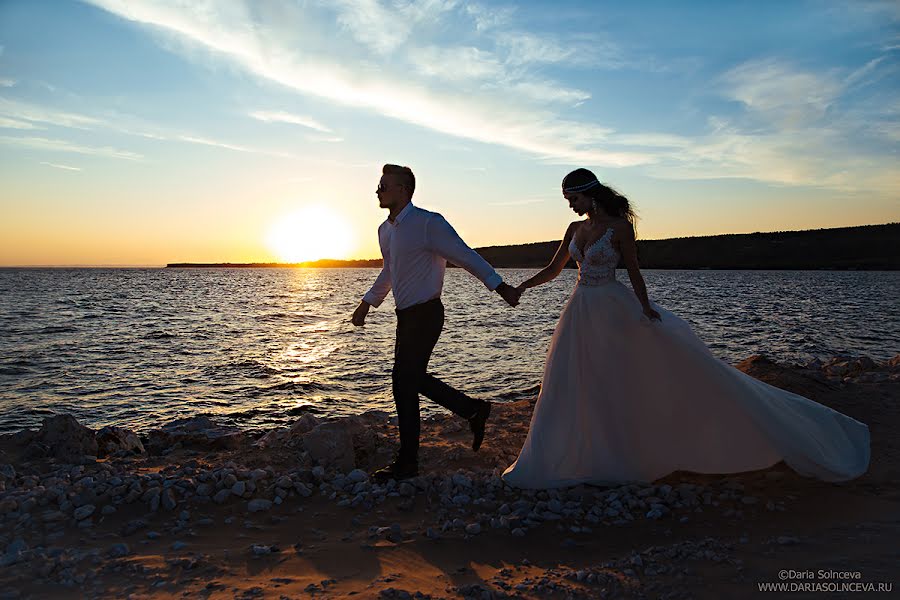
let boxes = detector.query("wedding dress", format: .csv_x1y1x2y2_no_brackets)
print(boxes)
501,227,870,489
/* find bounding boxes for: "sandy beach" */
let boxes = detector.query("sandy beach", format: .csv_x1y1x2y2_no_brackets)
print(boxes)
0,354,897,599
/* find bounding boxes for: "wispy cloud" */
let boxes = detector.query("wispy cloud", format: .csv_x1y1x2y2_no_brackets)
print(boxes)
304,134,343,143
330,0,459,55
0,136,142,160
84,0,651,167
510,81,590,105
249,110,332,133
408,46,503,81
0,95,309,160
0,97,103,129
721,59,842,128
0,116,42,130
40,161,82,171
176,135,297,158
0,79,15,88
496,32,575,66
331,0,410,55
464,3,516,32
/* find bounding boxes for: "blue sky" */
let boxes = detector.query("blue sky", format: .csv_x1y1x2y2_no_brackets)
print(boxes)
0,0,898,265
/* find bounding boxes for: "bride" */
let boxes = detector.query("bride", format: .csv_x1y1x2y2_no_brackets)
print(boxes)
501,168,870,489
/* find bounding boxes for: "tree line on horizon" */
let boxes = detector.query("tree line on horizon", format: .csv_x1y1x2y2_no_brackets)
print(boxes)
167,223,899,270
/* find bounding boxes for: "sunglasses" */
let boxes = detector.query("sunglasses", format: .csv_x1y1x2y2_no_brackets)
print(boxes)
376,183,406,192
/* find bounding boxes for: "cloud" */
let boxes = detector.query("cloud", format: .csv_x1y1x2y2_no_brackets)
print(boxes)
249,110,332,133
407,44,590,104
330,0,410,55
0,97,103,129
304,134,343,143
0,116,42,130
0,136,142,160
496,32,575,66
0,95,306,159
176,135,297,158
720,59,842,128
83,0,651,167
329,0,461,54
408,46,503,81
464,3,516,32
0,79,15,88
40,161,82,171
510,81,590,105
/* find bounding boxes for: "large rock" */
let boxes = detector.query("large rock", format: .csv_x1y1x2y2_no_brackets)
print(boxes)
289,414,321,436
36,414,97,460
253,414,324,450
301,422,356,472
253,427,290,449
146,416,244,453
300,415,380,471
96,426,145,457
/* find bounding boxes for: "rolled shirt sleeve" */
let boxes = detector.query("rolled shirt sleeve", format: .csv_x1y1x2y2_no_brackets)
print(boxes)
425,214,502,291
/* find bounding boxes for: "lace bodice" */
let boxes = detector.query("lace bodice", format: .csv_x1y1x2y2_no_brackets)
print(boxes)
569,227,619,286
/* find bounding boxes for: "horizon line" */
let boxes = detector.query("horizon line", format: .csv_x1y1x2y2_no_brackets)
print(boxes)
2,221,896,268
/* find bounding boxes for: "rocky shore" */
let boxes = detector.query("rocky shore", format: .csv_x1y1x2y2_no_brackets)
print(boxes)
0,355,897,599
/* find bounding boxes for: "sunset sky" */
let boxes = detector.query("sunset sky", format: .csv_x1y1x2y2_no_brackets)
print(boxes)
1,0,898,266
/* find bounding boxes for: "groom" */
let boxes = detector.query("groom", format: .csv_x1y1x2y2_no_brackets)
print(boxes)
352,164,521,481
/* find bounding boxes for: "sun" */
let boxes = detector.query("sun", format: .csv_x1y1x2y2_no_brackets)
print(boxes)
266,205,354,263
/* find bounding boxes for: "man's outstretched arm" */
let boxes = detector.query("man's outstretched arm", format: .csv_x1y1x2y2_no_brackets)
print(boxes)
426,214,519,306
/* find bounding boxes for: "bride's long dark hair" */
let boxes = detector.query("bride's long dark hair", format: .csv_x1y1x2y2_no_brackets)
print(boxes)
562,168,637,234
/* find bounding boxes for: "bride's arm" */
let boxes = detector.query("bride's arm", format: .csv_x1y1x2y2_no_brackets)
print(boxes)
618,223,661,321
516,223,577,291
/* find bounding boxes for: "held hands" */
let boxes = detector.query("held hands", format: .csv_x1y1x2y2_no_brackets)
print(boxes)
351,301,370,326
495,282,522,307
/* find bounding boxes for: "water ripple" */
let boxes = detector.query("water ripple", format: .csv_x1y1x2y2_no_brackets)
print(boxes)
0,267,897,434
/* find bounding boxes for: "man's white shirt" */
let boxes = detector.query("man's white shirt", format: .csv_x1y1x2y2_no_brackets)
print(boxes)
363,202,502,311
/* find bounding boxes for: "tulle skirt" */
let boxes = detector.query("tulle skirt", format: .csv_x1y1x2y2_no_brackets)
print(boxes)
501,280,870,489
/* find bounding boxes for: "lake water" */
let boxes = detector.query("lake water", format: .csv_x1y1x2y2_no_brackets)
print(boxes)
0,268,897,434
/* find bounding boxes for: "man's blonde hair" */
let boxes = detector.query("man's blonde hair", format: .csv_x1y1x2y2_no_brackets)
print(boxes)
383,164,415,196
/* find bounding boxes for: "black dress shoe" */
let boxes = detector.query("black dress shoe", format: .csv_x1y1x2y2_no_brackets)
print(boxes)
372,460,418,482
469,400,492,452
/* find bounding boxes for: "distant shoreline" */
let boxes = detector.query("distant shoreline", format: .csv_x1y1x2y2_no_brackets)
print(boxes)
167,223,899,271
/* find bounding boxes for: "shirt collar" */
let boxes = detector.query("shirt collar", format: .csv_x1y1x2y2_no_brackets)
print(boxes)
389,201,415,226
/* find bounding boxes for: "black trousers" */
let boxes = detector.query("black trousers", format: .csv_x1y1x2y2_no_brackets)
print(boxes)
393,298,480,464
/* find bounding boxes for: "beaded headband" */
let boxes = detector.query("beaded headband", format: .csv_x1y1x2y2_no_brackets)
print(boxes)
562,179,601,193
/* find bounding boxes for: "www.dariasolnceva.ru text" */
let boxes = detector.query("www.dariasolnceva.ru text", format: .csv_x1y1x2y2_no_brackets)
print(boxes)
757,570,892,593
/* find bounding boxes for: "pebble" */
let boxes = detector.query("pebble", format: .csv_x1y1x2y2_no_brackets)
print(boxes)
73,504,95,521
231,481,247,496
347,469,368,483
162,489,177,511
248,499,273,513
